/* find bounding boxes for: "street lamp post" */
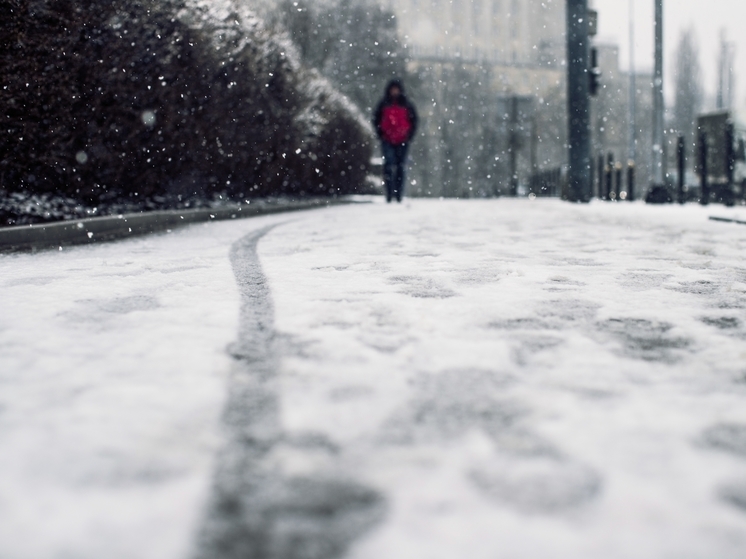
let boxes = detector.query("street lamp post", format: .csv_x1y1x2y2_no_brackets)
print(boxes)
628,0,637,182
566,0,592,203
651,0,665,189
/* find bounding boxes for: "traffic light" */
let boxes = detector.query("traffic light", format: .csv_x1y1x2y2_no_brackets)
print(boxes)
590,47,601,96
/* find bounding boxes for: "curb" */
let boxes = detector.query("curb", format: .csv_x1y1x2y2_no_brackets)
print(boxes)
0,197,365,253
709,216,746,226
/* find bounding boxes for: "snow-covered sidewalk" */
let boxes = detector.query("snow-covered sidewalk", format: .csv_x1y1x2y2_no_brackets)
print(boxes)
2,199,746,558
258,199,746,558
0,213,291,559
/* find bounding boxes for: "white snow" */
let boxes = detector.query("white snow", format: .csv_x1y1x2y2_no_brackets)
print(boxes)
2,199,746,558
0,213,291,559
258,199,746,558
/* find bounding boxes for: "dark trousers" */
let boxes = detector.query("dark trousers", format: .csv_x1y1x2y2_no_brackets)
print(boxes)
382,142,409,202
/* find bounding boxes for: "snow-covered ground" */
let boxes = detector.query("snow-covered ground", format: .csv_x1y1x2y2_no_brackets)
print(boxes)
258,199,746,558
2,199,746,558
0,213,292,559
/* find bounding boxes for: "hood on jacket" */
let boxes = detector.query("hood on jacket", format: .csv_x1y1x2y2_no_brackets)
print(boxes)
384,79,406,103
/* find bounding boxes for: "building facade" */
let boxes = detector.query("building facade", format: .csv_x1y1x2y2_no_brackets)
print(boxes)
380,0,654,198
386,0,565,70
382,0,568,196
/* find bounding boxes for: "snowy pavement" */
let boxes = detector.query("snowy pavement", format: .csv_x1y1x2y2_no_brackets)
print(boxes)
3,199,746,558
0,214,291,559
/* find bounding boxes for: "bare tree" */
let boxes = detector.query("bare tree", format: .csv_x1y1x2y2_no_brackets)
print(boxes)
673,29,703,150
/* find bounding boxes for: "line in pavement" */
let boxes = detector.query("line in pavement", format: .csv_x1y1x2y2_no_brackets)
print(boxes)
192,225,385,559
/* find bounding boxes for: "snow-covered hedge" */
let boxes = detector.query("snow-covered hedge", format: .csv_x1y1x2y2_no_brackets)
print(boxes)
265,0,409,114
0,0,374,224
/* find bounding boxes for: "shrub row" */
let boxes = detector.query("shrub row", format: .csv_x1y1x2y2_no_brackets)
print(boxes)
0,0,374,220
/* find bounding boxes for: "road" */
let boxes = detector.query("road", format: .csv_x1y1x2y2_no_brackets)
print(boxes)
2,199,746,558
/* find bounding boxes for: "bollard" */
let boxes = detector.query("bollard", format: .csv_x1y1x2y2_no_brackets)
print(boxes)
677,136,685,205
605,153,614,201
589,160,595,199
627,161,635,201
699,131,709,206
726,122,736,205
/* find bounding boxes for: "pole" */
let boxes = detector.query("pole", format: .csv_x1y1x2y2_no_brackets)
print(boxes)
627,161,635,201
677,136,685,204
606,152,614,200
566,0,592,202
652,0,665,187
726,121,735,190
700,131,709,205
530,115,538,178
510,97,518,197
615,163,623,200
628,0,637,166
725,120,736,206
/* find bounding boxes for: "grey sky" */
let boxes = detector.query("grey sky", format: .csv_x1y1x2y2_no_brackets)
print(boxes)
593,0,746,111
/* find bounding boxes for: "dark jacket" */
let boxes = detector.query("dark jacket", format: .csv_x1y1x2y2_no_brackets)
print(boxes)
373,80,418,145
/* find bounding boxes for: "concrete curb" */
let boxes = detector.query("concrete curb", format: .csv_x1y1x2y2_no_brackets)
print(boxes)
0,197,366,253
709,216,746,226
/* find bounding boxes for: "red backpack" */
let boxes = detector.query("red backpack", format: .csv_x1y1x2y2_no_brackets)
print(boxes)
380,104,412,145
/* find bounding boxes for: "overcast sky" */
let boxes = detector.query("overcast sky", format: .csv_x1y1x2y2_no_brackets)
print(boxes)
592,0,746,111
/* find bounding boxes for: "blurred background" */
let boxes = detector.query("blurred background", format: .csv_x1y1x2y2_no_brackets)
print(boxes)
2,0,745,224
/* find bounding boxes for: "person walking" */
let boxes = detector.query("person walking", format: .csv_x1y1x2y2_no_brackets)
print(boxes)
374,79,418,203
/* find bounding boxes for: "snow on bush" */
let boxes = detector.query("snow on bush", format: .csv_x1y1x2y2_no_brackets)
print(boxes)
264,0,409,114
0,0,374,225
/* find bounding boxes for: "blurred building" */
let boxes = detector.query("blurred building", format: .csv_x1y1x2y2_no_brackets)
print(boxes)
388,0,564,67
591,44,654,197
386,0,566,95
381,0,568,196
379,0,654,198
